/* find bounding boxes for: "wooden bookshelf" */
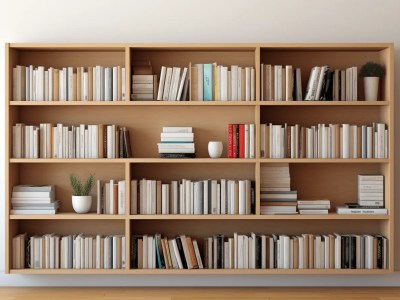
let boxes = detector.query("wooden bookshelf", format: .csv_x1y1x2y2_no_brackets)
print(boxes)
5,43,394,275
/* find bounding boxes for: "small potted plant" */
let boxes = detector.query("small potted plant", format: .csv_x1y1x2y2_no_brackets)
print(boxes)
360,62,385,101
69,173,95,214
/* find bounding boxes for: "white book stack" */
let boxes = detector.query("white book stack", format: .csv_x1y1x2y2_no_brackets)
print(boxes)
358,175,384,207
18,234,125,269
131,178,255,215
297,200,331,215
11,185,59,215
96,179,126,215
12,65,126,101
157,127,195,158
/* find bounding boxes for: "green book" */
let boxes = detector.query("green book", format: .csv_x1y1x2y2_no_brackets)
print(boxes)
203,63,213,101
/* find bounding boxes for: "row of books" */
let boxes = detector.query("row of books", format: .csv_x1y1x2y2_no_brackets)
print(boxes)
97,180,126,215
11,185,59,215
131,233,388,269
156,67,189,101
228,124,256,158
12,65,126,101
157,127,195,158
191,64,255,101
260,123,388,159
131,179,255,215
12,123,132,159
13,234,126,269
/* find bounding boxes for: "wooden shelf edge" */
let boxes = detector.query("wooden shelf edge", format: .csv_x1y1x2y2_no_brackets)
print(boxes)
9,268,392,275
10,213,126,220
10,101,257,106
260,101,389,106
260,159,389,164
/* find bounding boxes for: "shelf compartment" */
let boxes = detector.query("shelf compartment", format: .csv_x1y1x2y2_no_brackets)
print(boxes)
260,45,392,102
14,163,125,214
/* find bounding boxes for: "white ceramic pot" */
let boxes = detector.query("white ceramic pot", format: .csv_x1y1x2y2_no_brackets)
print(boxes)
364,77,379,101
72,195,92,214
208,141,223,158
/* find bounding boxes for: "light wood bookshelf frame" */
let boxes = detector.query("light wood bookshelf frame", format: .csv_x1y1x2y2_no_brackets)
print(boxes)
5,43,394,275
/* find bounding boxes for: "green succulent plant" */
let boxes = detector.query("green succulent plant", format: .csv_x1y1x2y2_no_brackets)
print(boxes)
359,62,385,77
69,173,95,196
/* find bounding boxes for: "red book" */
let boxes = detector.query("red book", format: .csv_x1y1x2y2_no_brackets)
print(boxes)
232,124,239,158
228,124,233,158
239,124,245,158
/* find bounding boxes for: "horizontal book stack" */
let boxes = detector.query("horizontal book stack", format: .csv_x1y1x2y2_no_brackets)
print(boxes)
12,123,132,159
13,234,125,269
228,124,255,158
131,75,158,100
191,63,255,101
96,179,126,215
260,64,302,101
305,66,357,101
260,164,297,215
156,66,189,101
12,65,126,101
157,127,195,158
131,234,203,269
297,200,331,215
260,123,388,159
131,232,388,270
131,178,255,215
11,185,59,215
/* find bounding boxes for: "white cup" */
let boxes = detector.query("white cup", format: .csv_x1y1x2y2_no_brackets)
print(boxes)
208,141,223,158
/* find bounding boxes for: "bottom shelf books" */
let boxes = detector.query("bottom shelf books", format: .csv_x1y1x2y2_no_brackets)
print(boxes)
131,233,388,270
12,234,125,269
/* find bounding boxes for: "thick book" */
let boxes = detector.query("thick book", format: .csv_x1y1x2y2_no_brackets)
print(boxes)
160,153,196,158
203,64,213,101
336,207,388,214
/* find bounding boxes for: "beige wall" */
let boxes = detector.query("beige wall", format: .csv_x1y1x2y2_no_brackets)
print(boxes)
0,0,399,286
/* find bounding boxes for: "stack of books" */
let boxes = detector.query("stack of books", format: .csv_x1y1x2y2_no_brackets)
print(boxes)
96,179,126,215
12,65,126,101
11,185,59,215
191,63,255,101
156,66,189,101
260,64,302,101
297,200,331,215
260,122,388,159
131,75,158,100
227,123,255,158
337,174,387,215
260,164,297,215
157,127,195,158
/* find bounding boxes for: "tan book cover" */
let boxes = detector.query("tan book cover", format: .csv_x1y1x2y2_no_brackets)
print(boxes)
191,66,198,101
138,238,143,269
153,75,158,100
234,181,239,214
282,68,286,101
163,238,172,269
303,234,309,269
72,73,77,101
357,126,362,158
116,236,122,269
267,64,273,101
245,180,251,214
293,237,299,269
186,236,199,269
334,124,340,158
373,237,378,269
204,239,208,269
156,181,162,214
241,68,246,100
113,183,118,215
53,69,59,101
88,67,93,101
76,67,81,101
286,65,294,101
117,66,122,101
179,235,193,269
329,235,335,268
98,124,104,158
265,124,270,158
130,180,138,215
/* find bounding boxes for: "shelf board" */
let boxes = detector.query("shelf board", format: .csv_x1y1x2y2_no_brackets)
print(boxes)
9,213,126,220
260,101,389,106
260,158,389,164
9,158,257,164
9,268,392,275
130,213,389,220
10,101,257,106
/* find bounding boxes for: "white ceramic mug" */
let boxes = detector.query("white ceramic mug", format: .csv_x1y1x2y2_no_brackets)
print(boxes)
208,141,223,158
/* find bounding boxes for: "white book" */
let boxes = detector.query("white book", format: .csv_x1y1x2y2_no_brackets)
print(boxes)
121,67,126,100
245,67,251,101
157,66,167,100
168,67,181,101
44,70,49,101
176,67,188,101
203,180,209,215
249,124,255,158
195,64,203,101
162,67,173,101
231,65,238,101
341,124,350,158
250,68,255,101
37,66,45,101
162,127,192,133
161,184,169,214
244,124,250,158
105,67,112,101
220,66,228,101
118,180,125,215
238,180,246,215
112,67,118,101
67,67,74,101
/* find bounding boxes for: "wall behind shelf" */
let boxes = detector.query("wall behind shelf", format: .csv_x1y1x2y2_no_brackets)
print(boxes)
0,0,399,287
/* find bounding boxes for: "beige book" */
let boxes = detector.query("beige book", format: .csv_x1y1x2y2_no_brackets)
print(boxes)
282,68,286,101
267,64,273,101
265,124,270,158
164,238,172,269
357,126,362,158
245,180,251,214
179,235,193,269
234,181,239,214
286,65,293,101
76,67,81,101
113,183,118,215
153,75,158,100
190,65,198,101
130,180,138,214
308,234,314,269
98,124,104,158
116,236,122,269
53,69,59,101
302,234,309,269
156,181,162,214
329,235,335,268
117,66,122,101
293,237,299,269
72,73,77,101
88,67,93,101
241,68,246,100
186,236,199,269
